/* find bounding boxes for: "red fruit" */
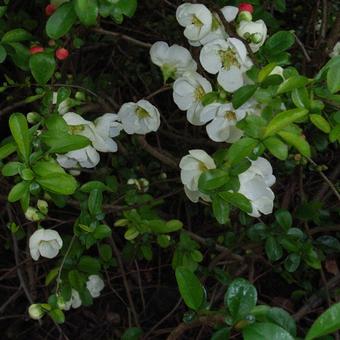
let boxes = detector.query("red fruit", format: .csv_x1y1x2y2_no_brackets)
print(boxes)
45,4,56,16
30,46,44,55
56,47,69,60
238,3,254,13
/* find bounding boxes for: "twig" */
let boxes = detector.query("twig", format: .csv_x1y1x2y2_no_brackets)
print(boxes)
109,235,140,327
294,33,312,62
93,27,152,49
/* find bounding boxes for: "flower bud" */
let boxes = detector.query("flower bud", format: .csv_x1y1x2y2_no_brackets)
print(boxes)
25,207,41,222
75,91,86,101
251,32,263,43
30,46,44,55
45,4,56,16
238,3,254,13
237,11,252,22
27,112,41,124
28,304,45,320
55,47,69,60
48,39,56,47
37,200,48,215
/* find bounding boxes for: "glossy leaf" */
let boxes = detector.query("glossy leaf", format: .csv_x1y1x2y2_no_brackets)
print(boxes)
243,322,295,340
263,136,288,160
278,131,311,157
74,0,98,26
9,112,30,162
29,52,56,84
219,191,252,213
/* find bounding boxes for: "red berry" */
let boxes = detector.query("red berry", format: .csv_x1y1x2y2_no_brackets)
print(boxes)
45,4,56,16
56,48,69,60
30,46,44,55
238,3,254,13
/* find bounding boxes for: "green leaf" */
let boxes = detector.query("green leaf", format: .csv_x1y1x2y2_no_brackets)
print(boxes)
29,52,56,84
232,85,257,109
8,181,30,202
1,28,32,43
264,108,308,138
264,31,295,55
327,64,340,94
36,173,77,195
198,169,229,192
68,270,86,291
9,112,30,162
148,220,183,233
276,76,309,94
93,224,112,239
284,253,301,272
49,309,65,324
46,3,77,39
275,210,292,229
211,327,231,340
227,137,258,165
7,42,30,71
243,322,295,340
212,195,230,224
330,124,340,142
306,303,340,340
114,0,137,18
310,114,331,133
41,131,91,153
291,87,310,109
1,161,23,176
88,189,103,216
265,236,283,261
263,136,288,160
219,191,252,214
0,44,7,63
78,256,101,273
99,244,112,262
278,131,311,157
175,267,204,311
0,142,16,160
32,160,65,177
257,63,277,83
74,0,98,26
225,278,257,321
121,327,143,340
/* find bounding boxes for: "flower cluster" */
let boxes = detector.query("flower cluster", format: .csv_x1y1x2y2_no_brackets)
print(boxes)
150,2,268,144
55,100,161,171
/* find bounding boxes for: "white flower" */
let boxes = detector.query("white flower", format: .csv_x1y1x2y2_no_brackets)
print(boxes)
200,102,248,142
188,6,239,46
176,3,213,42
330,41,340,58
28,304,44,320
150,41,197,79
173,72,212,125
86,275,105,298
199,38,251,92
29,228,63,261
64,289,82,311
63,112,122,153
118,99,160,135
179,149,216,191
238,157,276,217
236,20,267,52
57,145,100,169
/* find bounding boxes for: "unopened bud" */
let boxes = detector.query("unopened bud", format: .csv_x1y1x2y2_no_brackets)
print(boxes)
237,11,252,22
114,219,129,227
27,112,41,124
37,200,48,214
28,304,45,320
25,207,41,222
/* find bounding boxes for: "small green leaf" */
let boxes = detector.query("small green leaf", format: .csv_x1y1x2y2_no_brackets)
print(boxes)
275,210,292,229
212,195,230,224
257,63,276,83
291,87,309,108
284,253,301,272
29,52,56,84
263,136,288,160
36,173,77,195
265,236,283,261
114,0,137,18
1,28,32,43
121,327,143,340
225,278,257,321
8,181,30,202
327,64,340,94
232,85,257,109
227,137,258,165
243,322,295,340
9,112,30,162
78,256,101,273
175,267,204,311
0,44,7,63
310,114,331,133
306,303,340,340
49,309,65,324
278,131,311,157
198,169,229,192
74,0,98,26
1,161,23,177
68,270,86,291
93,224,112,239
264,31,295,55
88,189,103,216
0,142,16,160
264,108,308,137
276,76,309,94
219,191,252,213
46,3,77,39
